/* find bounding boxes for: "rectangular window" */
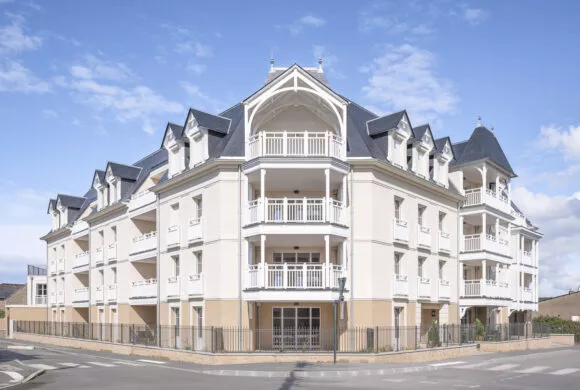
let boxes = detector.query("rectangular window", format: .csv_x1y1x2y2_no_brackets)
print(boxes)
98,230,104,246
173,255,180,277
439,261,445,279
418,257,425,278
111,267,117,284
418,205,426,226
195,307,203,338
195,251,203,274
170,203,179,226
111,226,117,242
394,199,402,220
194,196,203,219
439,212,446,231
99,270,104,285
394,253,402,275
36,283,47,296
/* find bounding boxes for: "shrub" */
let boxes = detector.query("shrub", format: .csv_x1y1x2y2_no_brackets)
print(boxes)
428,320,441,347
0,309,5,319
475,319,485,341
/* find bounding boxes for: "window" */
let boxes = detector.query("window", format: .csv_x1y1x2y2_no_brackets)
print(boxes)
194,196,203,219
394,253,402,275
195,251,203,274
195,307,203,338
98,230,104,246
172,255,180,277
418,205,426,226
272,252,321,263
439,212,446,231
170,203,179,226
439,261,445,280
111,226,117,242
36,283,47,297
99,270,104,285
111,267,117,284
394,198,402,220
418,257,426,278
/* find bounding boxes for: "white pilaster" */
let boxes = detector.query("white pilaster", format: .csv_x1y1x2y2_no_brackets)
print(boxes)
325,168,330,222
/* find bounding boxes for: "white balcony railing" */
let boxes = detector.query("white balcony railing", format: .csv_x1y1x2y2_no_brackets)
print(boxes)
130,231,157,254
130,278,157,299
75,251,89,267
521,287,534,302
167,225,180,247
463,234,510,256
417,226,431,248
462,279,510,299
393,274,409,297
417,277,431,298
57,290,64,305
439,231,451,252
246,197,345,225
463,188,511,214
393,219,409,242
34,295,47,305
167,277,180,297
107,242,117,262
188,217,203,241
94,285,104,302
57,258,65,273
247,131,344,160
95,247,104,265
188,274,204,295
129,190,156,211
107,284,117,301
73,287,89,302
511,209,527,226
439,279,451,299
245,263,343,290
521,251,534,266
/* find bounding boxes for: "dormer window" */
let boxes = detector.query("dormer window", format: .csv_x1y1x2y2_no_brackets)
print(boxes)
388,117,412,168
185,115,208,168
432,139,453,188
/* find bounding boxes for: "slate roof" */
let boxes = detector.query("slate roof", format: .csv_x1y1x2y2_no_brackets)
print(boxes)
366,110,406,136
47,198,56,214
188,108,231,134
167,122,184,139
434,137,450,153
93,169,105,185
264,67,329,86
0,283,24,300
56,194,85,209
451,126,516,177
107,162,141,181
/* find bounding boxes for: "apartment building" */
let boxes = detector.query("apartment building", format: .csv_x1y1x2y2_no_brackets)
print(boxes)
37,61,540,349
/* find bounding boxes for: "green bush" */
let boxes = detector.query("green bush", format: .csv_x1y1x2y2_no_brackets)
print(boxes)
0,309,5,319
475,319,485,340
534,316,580,335
428,320,441,347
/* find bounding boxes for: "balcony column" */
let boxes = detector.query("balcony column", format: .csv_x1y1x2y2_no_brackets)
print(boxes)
342,239,347,271
342,175,347,204
495,218,499,238
260,234,266,286
325,235,330,287
481,260,487,295
460,216,464,252
480,164,487,193
260,169,266,222
482,212,487,244
507,180,512,203
535,240,540,268
325,168,330,222
495,175,500,198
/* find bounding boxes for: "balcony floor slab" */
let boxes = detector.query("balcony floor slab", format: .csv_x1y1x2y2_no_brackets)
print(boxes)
243,289,344,302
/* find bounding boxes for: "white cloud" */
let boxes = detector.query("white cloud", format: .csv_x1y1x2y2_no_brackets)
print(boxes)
411,24,436,35
285,14,327,36
186,62,206,75
70,54,135,81
0,16,42,53
538,124,580,159
0,59,51,93
512,186,580,297
360,44,458,126
42,109,58,118
462,7,489,25
180,81,224,113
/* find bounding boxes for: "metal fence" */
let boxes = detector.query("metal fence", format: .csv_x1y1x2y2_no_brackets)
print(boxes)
13,321,551,354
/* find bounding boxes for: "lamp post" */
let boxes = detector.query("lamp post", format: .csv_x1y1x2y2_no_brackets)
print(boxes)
333,276,347,364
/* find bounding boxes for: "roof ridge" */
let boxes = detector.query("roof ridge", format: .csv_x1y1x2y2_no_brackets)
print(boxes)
190,107,231,120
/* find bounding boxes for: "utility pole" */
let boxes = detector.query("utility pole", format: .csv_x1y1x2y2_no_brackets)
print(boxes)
334,277,347,364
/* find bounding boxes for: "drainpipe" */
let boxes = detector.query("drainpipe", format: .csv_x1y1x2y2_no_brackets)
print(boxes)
46,242,49,324
88,228,92,331
457,202,461,325
156,194,161,346
238,164,242,348
349,166,354,331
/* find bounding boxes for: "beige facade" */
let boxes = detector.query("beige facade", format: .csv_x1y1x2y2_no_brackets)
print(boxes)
537,291,580,320
29,62,541,351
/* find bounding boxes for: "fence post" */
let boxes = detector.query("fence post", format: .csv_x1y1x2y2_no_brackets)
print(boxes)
415,325,418,350
375,326,379,353
211,326,215,353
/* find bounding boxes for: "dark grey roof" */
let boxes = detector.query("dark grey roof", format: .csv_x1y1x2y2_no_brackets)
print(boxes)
345,102,387,159
47,198,56,214
168,122,183,139
188,108,231,134
214,103,245,157
412,124,430,141
0,283,24,300
107,162,141,181
56,194,85,209
93,169,105,185
265,67,329,86
366,110,406,136
451,126,516,177
434,137,450,153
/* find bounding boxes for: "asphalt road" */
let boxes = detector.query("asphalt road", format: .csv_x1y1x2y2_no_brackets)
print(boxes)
1,340,579,389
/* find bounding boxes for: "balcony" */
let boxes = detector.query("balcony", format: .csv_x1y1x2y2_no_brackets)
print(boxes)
463,188,511,214
188,217,203,242
521,287,534,302
49,260,57,275
73,287,89,302
167,226,180,247
130,278,157,299
247,131,344,160
463,234,510,257
439,280,451,300
393,219,409,242
462,279,510,299
521,251,534,266
417,226,431,248
246,198,345,225
107,242,117,262
49,292,56,305
34,295,47,305
95,247,104,265
130,231,157,254
107,284,117,301
57,258,65,273
417,277,431,299
439,231,451,252
167,277,181,297
57,290,64,305
129,190,156,211
393,274,409,297
511,209,527,226
75,251,89,268
188,274,203,296
94,285,104,302
245,263,343,290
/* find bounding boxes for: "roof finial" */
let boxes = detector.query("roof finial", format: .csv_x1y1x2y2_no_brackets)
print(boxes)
269,56,275,72
477,115,482,127
318,56,323,72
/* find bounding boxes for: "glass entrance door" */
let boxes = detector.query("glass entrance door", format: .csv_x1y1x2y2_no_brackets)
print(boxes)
272,307,320,350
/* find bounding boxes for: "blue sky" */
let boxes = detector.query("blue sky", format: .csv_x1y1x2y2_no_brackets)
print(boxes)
1,0,579,296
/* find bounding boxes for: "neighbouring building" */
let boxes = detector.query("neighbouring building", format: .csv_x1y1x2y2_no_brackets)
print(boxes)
536,290,580,321
5,266,48,325
0,282,26,333
20,61,541,350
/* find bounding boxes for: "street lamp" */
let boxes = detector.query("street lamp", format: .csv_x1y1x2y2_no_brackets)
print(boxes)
333,276,347,364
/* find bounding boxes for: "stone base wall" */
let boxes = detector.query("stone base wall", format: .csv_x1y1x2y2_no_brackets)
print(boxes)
478,337,552,353
549,334,575,346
